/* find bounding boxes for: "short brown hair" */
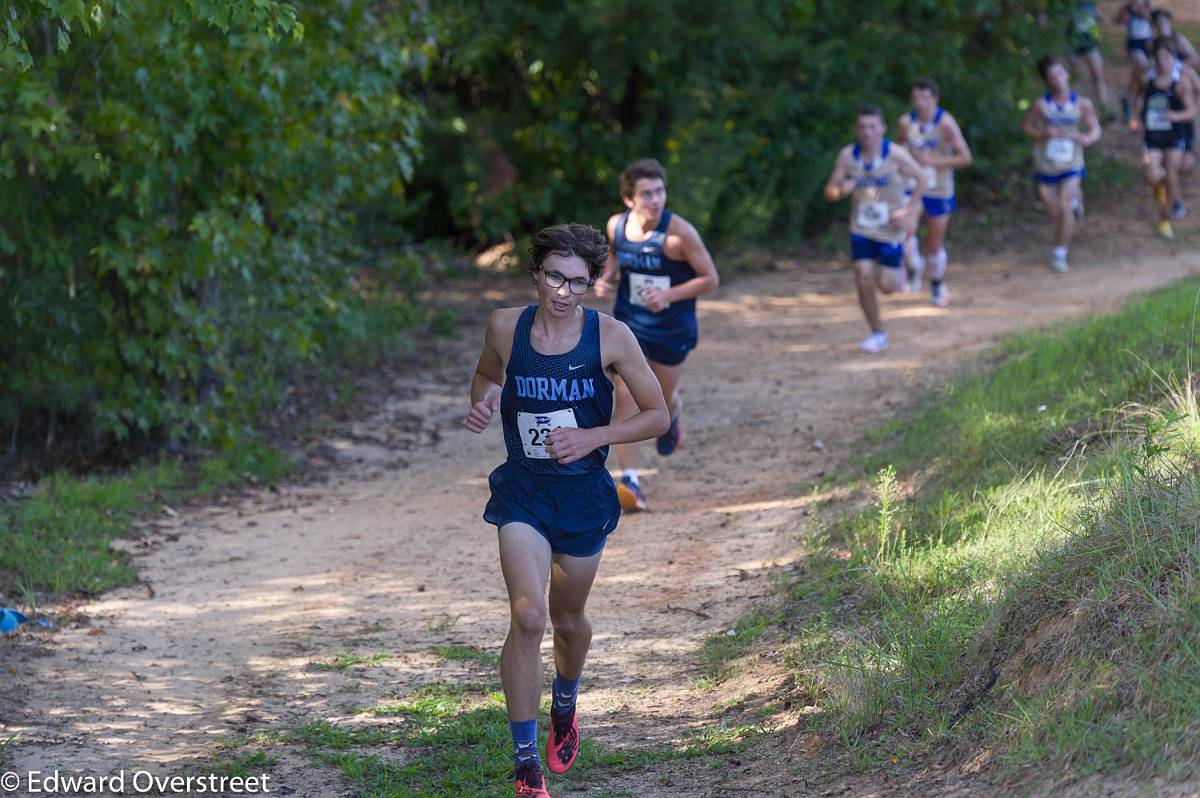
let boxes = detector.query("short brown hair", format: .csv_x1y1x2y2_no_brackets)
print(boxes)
912,77,939,97
529,223,608,280
619,158,667,199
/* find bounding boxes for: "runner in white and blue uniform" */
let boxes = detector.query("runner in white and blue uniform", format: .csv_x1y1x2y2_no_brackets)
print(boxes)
824,105,928,354
466,223,669,798
896,77,973,307
1022,57,1101,272
1131,37,1197,240
594,158,719,512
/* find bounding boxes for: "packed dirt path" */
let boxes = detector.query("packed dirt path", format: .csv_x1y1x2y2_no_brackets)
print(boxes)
2,216,1198,797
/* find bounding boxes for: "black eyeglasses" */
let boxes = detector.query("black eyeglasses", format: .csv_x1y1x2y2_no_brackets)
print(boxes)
542,270,592,295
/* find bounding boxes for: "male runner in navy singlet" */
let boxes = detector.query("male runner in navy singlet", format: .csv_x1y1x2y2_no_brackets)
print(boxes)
594,158,719,512
466,223,669,798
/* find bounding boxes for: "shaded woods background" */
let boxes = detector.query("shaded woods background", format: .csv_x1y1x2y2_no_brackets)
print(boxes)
0,0,1072,469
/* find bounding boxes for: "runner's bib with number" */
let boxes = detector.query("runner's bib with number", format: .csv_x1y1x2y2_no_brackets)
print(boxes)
628,272,672,309
517,408,578,459
856,201,889,229
1045,138,1075,165
1146,107,1172,132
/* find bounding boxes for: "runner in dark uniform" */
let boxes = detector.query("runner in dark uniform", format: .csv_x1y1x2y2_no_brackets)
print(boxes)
594,158,719,512
1131,37,1197,239
466,223,669,798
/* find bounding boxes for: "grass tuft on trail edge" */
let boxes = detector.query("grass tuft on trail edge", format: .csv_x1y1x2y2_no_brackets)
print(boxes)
236,681,760,797
776,279,1200,784
0,442,290,599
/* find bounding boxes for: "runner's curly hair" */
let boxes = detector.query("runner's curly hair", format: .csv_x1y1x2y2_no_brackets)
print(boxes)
529,223,609,280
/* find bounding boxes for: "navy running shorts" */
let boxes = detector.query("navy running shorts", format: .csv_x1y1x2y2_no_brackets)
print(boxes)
484,461,620,557
634,332,697,367
850,235,904,269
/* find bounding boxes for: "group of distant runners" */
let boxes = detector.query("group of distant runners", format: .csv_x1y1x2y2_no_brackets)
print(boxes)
460,7,1199,795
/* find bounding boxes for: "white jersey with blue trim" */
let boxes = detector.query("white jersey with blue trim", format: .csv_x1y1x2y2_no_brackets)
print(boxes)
1034,92,1085,176
902,108,955,199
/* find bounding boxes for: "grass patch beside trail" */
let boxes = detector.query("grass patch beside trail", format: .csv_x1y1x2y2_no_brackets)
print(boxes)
776,279,1200,783
227,681,759,797
0,442,290,598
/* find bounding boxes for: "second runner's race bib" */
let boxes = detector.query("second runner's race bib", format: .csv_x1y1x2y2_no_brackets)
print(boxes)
518,408,578,459
1045,137,1075,165
629,272,672,309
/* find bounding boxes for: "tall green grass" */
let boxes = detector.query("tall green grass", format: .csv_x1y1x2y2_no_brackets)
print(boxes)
782,279,1200,782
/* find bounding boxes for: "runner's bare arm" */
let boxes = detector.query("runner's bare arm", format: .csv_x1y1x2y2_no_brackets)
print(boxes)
1180,34,1200,65
892,146,925,230
823,149,856,202
930,116,973,170
1077,98,1101,146
1022,100,1048,141
894,115,909,146
465,309,512,433
593,214,622,299
543,319,668,465
1174,78,1197,124
663,219,719,303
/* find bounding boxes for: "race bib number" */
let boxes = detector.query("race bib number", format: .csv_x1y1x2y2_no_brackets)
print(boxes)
629,272,672,309
1045,137,1075,165
1146,108,1172,132
518,408,578,459
856,201,890,229
923,166,938,191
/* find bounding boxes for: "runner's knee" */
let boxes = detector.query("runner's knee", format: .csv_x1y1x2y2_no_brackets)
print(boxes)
549,608,590,640
510,598,547,638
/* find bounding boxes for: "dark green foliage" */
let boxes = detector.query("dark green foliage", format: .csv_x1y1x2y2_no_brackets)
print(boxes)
417,0,1075,247
0,2,427,454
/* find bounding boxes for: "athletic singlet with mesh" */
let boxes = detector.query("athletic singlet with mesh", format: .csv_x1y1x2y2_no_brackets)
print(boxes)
903,109,955,199
1142,76,1185,150
612,210,698,343
849,140,907,244
1034,92,1086,176
500,305,614,477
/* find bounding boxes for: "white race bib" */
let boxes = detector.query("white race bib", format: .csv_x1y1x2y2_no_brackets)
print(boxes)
1129,17,1152,40
1045,137,1075,165
629,272,672,309
517,408,578,459
923,166,938,191
1146,108,1172,132
856,201,889,229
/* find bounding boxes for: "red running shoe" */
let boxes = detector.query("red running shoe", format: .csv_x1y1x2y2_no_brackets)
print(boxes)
545,710,579,774
515,760,551,797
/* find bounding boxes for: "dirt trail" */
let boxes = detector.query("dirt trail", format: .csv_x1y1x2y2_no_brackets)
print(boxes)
2,204,1196,796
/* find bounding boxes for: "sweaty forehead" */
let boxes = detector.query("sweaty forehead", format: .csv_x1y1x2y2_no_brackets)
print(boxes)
542,252,589,278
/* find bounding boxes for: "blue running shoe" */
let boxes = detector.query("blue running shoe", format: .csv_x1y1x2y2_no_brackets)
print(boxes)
617,476,646,512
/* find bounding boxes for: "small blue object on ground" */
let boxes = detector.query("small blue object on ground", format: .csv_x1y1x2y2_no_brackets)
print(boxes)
0,608,29,633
